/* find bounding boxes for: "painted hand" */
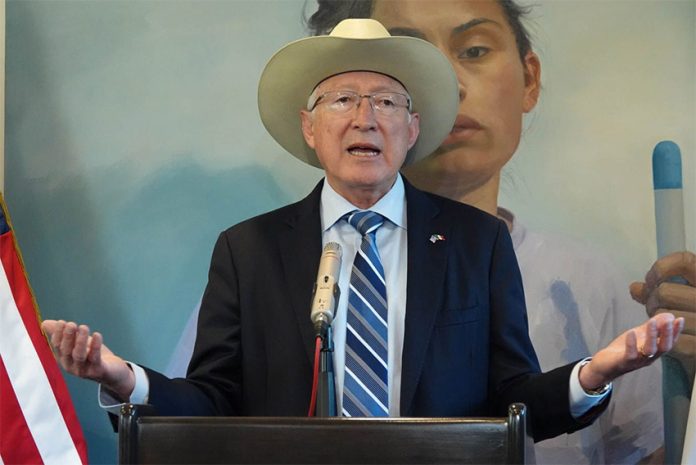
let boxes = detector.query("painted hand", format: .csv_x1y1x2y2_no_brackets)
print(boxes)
630,251,696,380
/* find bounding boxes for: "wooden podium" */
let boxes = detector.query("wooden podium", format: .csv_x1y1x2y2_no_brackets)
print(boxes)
118,403,532,464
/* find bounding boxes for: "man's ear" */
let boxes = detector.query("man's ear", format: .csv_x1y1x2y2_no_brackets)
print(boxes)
407,113,420,150
522,51,541,113
300,110,316,149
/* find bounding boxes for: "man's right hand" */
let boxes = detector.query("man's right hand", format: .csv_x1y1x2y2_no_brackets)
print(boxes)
41,320,135,401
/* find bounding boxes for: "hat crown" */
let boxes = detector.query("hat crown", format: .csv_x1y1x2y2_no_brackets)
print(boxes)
329,19,391,40
258,18,459,169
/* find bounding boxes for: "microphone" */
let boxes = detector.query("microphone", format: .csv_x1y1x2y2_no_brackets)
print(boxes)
310,242,342,334
652,140,686,258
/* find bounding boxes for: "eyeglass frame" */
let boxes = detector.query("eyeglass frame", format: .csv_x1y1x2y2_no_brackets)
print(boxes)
307,90,413,115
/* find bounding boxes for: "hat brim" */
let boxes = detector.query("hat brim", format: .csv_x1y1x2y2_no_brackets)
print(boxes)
258,35,459,168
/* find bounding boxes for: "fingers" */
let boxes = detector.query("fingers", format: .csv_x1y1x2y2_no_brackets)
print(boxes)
629,282,648,305
72,325,90,363
625,329,639,360
88,332,103,363
635,252,696,311
68,325,95,373
645,282,696,314
638,318,659,358
42,320,105,380
637,313,684,359
669,334,696,378
656,309,695,336
593,313,684,381
59,322,78,365
674,317,685,342
655,315,676,355
632,313,678,360
47,320,66,352
644,251,696,290
40,319,58,335
674,333,695,354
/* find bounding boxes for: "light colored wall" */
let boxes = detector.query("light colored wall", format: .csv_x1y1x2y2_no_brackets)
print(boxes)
5,1,694,462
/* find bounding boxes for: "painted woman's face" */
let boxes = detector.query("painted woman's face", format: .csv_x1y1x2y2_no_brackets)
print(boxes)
372,0,540,191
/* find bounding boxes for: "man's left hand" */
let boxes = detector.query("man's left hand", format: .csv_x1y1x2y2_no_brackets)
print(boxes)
578,313,684,390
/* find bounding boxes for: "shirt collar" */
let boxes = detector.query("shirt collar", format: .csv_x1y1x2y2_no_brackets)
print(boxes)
320,175,406,232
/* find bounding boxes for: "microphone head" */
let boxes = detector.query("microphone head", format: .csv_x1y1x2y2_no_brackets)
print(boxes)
323,241,342,257
310,242,343,329
653,140,682,189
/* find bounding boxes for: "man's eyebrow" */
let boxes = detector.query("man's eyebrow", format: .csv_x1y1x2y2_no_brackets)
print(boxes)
452,18,502,36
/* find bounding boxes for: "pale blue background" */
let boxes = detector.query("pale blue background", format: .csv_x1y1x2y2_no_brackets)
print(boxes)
6,1,317,462
5,1,694,463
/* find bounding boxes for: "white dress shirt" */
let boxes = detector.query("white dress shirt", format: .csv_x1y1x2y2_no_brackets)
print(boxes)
320,175,408,416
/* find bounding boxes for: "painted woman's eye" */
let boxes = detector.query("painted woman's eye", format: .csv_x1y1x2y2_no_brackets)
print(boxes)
459,46,489,59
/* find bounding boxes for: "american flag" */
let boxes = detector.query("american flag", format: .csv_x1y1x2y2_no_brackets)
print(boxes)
0,194,87,464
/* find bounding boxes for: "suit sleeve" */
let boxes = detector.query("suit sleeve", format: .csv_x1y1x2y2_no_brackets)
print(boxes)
486,220,608,441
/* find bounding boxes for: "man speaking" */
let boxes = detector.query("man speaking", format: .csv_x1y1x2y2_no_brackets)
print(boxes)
42,19,682,442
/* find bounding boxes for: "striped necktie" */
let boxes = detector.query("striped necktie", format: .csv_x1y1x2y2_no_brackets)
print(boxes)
343,210,389,417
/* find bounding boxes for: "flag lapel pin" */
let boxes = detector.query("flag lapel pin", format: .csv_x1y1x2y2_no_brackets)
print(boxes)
429,234,445,244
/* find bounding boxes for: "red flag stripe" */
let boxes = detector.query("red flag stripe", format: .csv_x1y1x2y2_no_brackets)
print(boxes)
0,249,84,464
0,357,44,465
0,224,87,463
0,231,87,463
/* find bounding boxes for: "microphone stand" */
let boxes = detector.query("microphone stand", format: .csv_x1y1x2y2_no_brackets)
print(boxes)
314,284,339,417
315,323,336,417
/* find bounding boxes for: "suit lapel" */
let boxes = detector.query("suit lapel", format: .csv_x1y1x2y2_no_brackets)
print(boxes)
400,181,451,415
279,181,324,364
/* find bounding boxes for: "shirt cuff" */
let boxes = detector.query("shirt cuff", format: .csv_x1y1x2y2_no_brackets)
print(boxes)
569,357,612,418
97,362,150,415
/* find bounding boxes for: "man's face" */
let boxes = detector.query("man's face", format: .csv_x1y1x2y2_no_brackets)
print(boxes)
300,71,420,206
372,0,540,193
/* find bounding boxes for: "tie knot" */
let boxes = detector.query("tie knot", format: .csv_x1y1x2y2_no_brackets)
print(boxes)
346,210,384,236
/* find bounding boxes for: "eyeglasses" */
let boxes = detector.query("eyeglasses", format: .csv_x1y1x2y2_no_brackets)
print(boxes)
308,91,412,115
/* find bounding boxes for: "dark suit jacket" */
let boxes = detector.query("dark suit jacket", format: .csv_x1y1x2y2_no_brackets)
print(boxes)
144,179,605,441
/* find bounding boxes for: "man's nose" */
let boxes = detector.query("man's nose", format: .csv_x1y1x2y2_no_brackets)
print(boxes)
352,96,377,129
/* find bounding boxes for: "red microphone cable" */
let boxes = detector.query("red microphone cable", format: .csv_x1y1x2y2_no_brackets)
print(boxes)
307,335,322,416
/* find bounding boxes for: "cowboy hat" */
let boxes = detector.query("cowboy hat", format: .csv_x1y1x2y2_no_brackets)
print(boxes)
258,19,459,168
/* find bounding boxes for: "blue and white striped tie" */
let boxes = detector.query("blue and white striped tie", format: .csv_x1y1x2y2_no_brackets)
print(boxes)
343,210,389,417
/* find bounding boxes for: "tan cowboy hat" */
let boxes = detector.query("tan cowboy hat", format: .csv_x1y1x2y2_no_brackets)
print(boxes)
258,19,459,168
